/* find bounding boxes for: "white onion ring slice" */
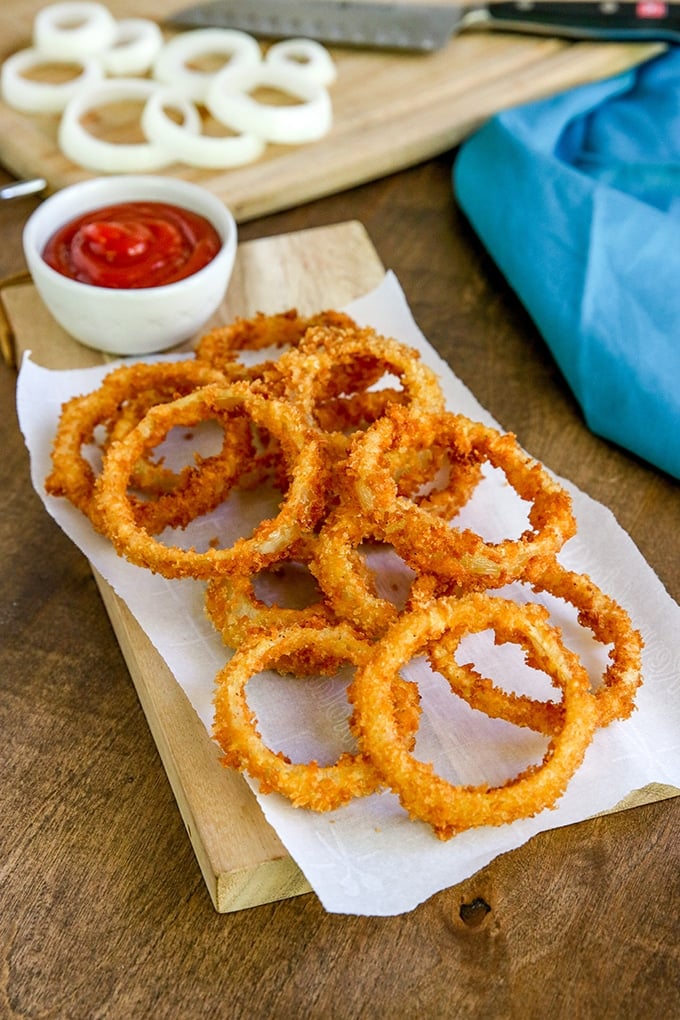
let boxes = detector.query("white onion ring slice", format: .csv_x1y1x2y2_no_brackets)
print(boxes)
152,28,262,103
265,38,337,87
0,48,103,114
206,64,332,145
58,78,199,173
141,88,265,169
33,2,118,59
99,18,164,77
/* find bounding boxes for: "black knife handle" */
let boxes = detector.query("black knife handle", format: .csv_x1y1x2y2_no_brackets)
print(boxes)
486,1,680,43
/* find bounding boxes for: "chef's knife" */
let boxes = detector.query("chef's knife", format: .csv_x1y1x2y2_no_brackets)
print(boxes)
164,0,680,52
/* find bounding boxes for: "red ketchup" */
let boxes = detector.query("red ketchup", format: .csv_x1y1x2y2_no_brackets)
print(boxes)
41,200,222,289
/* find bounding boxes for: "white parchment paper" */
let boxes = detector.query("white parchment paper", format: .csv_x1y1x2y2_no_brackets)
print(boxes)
16,272,680,916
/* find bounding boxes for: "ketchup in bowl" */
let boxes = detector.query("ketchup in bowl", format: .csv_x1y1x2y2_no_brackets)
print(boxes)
41,200,222,289
24,175,237,355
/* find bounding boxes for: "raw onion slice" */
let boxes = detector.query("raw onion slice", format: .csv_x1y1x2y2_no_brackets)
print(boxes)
206,64,332,145
33,1,118,59
264,38,337,87
141,88,265,169
151,28,262,103
99,18,164,77
58,78,199,172
0,47,103,114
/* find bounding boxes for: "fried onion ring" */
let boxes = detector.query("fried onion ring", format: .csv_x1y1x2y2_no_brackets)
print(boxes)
307,445,486,641
45,360,231,532
426,559,643,734
205,534,340,670
346,405,576,588
275,324,445,423
213,623,420,811
95,381,329,579
349,594,598,839
309,506,406,639
193,308,358,382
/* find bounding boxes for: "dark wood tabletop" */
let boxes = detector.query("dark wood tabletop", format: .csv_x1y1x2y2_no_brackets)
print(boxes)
2,151,679,1019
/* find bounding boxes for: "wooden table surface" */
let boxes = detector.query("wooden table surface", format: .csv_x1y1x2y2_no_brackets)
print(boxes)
2,151,679,1018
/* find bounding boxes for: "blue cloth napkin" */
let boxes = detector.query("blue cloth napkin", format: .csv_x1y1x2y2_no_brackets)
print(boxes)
453,49,680,480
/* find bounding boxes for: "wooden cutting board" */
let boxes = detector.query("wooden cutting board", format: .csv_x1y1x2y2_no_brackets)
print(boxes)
3,219,384,912
0,0,664,221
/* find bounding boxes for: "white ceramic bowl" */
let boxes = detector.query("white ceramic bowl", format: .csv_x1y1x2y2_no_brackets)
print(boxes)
22,175,237,356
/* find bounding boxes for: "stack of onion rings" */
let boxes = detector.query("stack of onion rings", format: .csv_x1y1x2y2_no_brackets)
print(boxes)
45,307,644,839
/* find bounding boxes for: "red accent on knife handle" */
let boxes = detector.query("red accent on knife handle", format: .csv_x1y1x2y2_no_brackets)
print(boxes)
636,1,668,17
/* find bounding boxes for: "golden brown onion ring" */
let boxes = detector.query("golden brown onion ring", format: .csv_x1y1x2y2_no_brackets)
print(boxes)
349,593,598,839
309,505,405,639
205,534,340,671
212,623,421,811
423,559,643,734
310,446,485,640
45,360,230,531
275,324,445,426
194,308,358,383
346,405,576,589
95,381,329,579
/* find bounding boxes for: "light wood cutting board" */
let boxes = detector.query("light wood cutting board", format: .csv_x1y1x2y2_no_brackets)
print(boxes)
0,0,664,221
3,219,384,913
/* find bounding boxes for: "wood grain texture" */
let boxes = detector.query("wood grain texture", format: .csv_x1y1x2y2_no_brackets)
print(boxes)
2,154,679,1017
0,0,663,220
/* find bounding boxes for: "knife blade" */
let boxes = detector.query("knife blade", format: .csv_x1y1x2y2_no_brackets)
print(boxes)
164,0,680,52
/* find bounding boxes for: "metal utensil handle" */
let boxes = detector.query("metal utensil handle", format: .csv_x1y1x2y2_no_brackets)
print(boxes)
0,179,47,201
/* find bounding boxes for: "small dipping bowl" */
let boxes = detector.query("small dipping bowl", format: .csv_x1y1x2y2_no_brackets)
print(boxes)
22,175,237,356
